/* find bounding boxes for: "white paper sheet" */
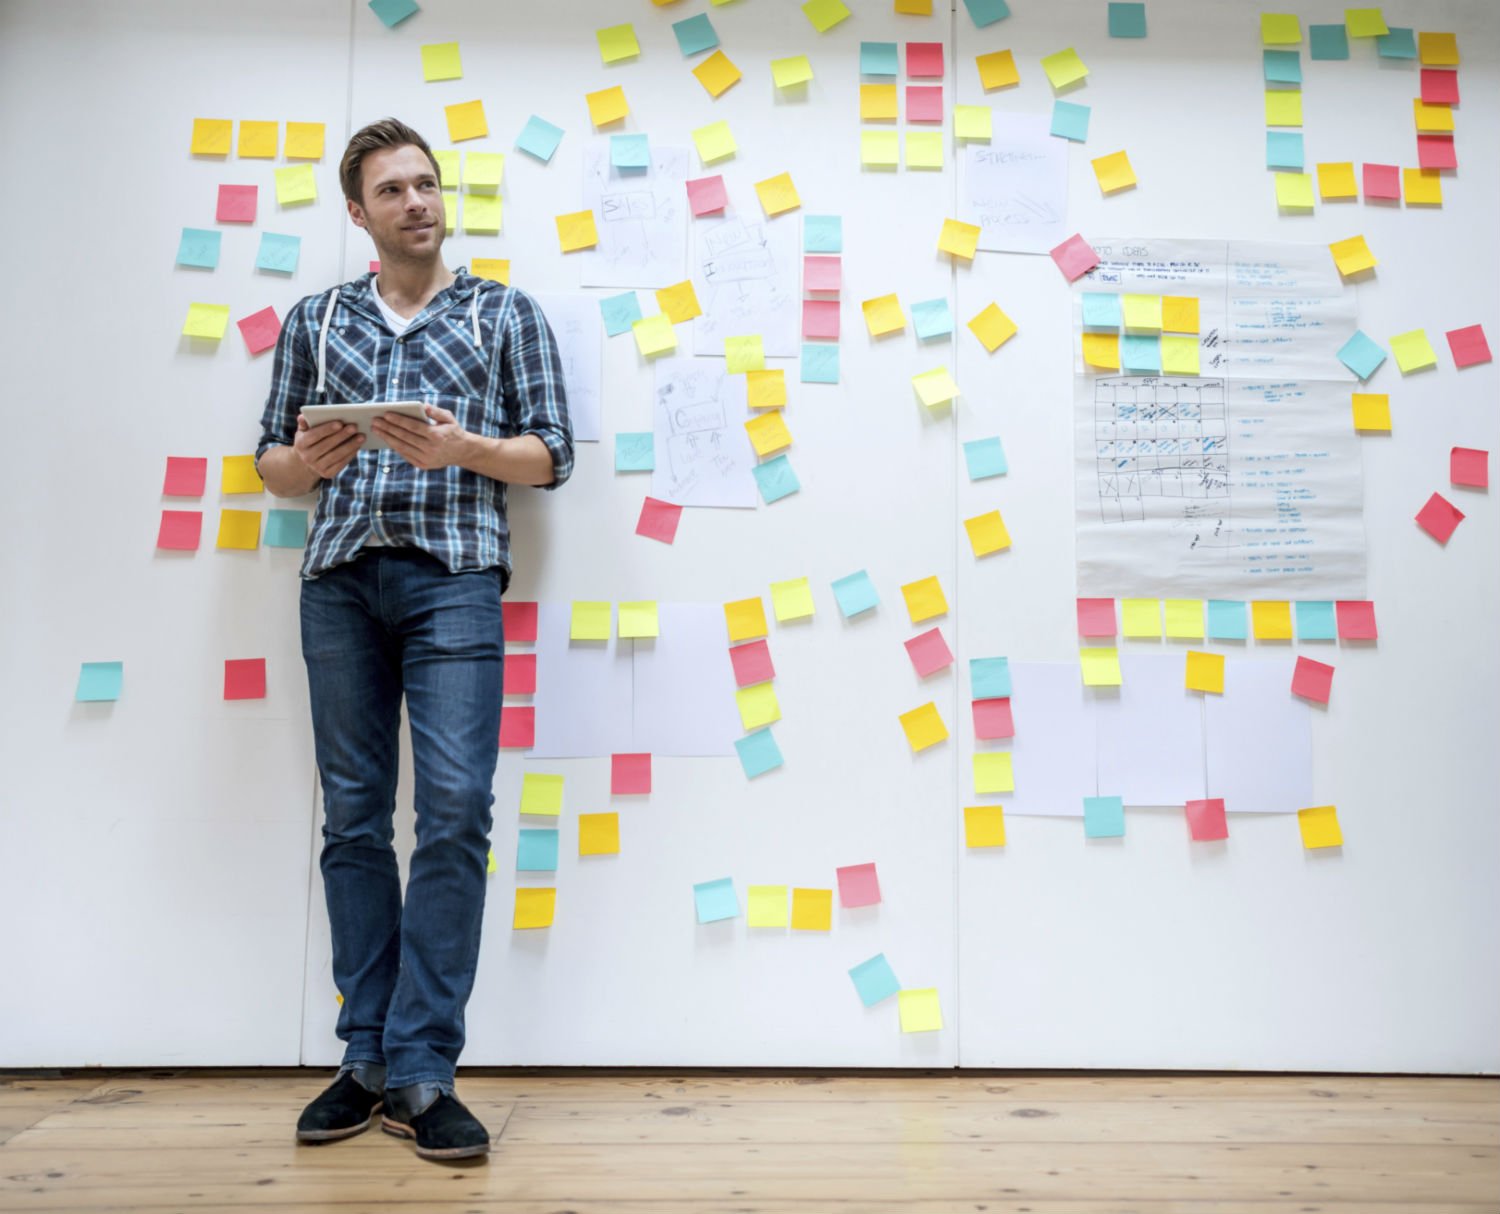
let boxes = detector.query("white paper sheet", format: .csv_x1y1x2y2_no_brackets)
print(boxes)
1204,658,1313,814
992,662,1099,818
962,114,1069,255
532,293,601,442
690,209,801,357
1094,654,1208,806
528,603,635,758
578,140,689,289
651,356,757,508
630,603,740,756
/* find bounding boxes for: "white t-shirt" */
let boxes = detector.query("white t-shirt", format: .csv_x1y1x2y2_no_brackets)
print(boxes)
371,277,415,335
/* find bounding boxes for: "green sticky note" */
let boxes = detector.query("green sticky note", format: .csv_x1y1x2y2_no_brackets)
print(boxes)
265,509,308,548
860,42,898,76
1263,49,1302,83
1295,601,1337,641
1309,24,1350,59
1107,2,1146,38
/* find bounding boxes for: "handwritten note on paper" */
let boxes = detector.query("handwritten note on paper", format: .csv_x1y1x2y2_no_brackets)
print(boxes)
580,139,689,289
692,211,801,357
533,294,603,441
963,114,1068,254
651,357,756,508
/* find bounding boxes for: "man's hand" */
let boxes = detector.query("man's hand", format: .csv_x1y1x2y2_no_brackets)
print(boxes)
371,404,471,472
293,414,365,478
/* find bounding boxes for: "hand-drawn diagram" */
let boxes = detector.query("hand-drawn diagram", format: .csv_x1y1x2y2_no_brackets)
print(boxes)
691,212,799,356
1093,376,1229,525
962,114,1069,255
532,293,601,442
579,141,689,289
651,357,756,508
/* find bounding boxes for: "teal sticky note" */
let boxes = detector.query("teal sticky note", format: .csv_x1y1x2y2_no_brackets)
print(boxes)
1082,292,1122,328
255,232,301,274
693,876,740,922
600,291,643,336
962,0,1011,27
1051,99,1090,141
76,661,123,702
831,570,879,618
672,13,719,56
911,298,954,340
368,0,418,27
735,728,784,778
1084,795,1125,838
1263,49,1302,83
1338,330,1387,380
517,828,559,872
964,437,1008,481
1107,2,1146,38
265,509,308,548
753,454,800,503
1376,27,1416,59
803,214,842,253
1121,334,1161,373
1295,600,1337,641
1207,599,1248,640
801,342,840,384
860,41,898,76
1266,131,1304,170
1309,24,1350,59
849,953,901,1007
611,133,649,171
615,432,654,472
516,115,564,162
176,228,221,269
970,656,1011,699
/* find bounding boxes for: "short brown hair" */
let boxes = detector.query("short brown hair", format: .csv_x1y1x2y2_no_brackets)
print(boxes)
339,117,444,204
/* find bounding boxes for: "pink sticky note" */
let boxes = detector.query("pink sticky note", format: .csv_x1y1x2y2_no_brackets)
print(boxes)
237,306,281,355
162,456,208,497
503,652,537,695
904,626,954,677
906,41,944,78
156,509,202,550
804,255,842,293
1185,798,1228,841
1446,324,1492,368
503,600,539,642
499,704,535,748
1416,492,1465,543
905,85,943,123
1050,233,1099,281
1291,655,1334,704
835,861,881,907
1420,68,1460,105
216,184,257,222
686,174,728,216
611,752,652,795
1076,597,1116,637
1416,135,1457,171
369,260,381,273
1362,163,1400,200
802,299,840,340
636,495,683,543
223,657,267,700
1334,600,1378,640
729,638,775,687
972,697,1014,740
1451,447,1489,488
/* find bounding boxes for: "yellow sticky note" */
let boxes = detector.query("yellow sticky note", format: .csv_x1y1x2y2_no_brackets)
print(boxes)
618,600,660,639
1329,235,1376,277
1161,296,1200,333
274,163,317,206
1185,650,1225,694
486,849,497,875
968,303,1017,352
1080,646,1122,686
1251,600,1293,640
771,54,813,88
861,130,899,168
905,131,944,169
556,209,600,253
656,280,702,324
1161,335,1201,375
585,85,629,127
444,100,488,142
1418,31,1459,66
432,149,460,190
912,368,960,408
578,813,620,856
1082,332,1121,369
1351,392,1391,432
1121,599,1161,637
939,219,981,260
421,41,462,81
790,887,833,931
221,455,264,495
1317,162,1358,200
1413,99,1454,132
747,368,787,410
1261,13,1301,44
1164,599,1204,639
692,119,737,163
472,258,510,285
182,302,230,340
596,23,640,64
1275,172,1314,209
570,601,612,640
285,122,326,160
462,192,502,234
747,885,788,928
964,804,1007,847
237,120,277,159
465,152,504,192
745,410,792,457
770,576,814,621
964,510,1011,557
1265,89,1303,127
898,988,943,1033
1122,294,1162,333
724,596,768,642
863,294,906,337
1390,329,1438,373
1344,8,1388,37
442,192,457,234
694,49,743,97
1404,168,1443,206
953,105,993,141
899,702,948,752
632,313,677,357
520,773,564,815
736,682,781,731
190,118,232,156
1298,805,1343,849
861,83,898,121
216,509,260,550
803,0,851,33
973,752,1014,794
976,49,1019,90
755,172,800,216
1092,150,1137,194
1041,47,1088,89
901,575,948,623
725,335,765,373
513,887,556,929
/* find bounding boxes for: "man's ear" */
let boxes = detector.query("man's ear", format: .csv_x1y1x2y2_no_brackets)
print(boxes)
346,198,367,230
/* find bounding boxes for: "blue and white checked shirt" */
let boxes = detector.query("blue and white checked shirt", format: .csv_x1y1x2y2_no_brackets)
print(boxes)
256,270,573,583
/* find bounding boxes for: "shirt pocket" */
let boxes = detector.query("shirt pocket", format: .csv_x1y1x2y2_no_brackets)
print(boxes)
419,316,491,401
320,330,378,403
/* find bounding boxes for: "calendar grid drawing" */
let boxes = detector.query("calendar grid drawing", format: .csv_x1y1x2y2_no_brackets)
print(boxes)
1093,376,1230,523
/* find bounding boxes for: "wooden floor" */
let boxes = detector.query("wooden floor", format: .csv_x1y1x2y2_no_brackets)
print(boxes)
0,1069,1496,1212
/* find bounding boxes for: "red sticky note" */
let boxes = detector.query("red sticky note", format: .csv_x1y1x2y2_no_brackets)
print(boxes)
611,752,652,795
237,306,281,355
1446,324,1492,368
503,600,539,641
503,651,537,695
904,626,954,677
156,509,202,550
499,704,535,748
972,697,1014,740
1185,798,1228,842
1050,233,1099,281
1416,135,1457,171
906,41,944,78
804,255,842,293
1451,447,1489,488
1420,68,1459,104
1415,492,1465,543
835,861,881,907
1076,597,1116,637
686,174,728,217
369,260,381,272
905,85,943,123
1334,600,1378,640
729,638,775,687
223,657,267,700
216,184,257,222
1291,655,1334,704
1362,163,1400,200
162,456,208,497
802,299,840,340
636,495,683,543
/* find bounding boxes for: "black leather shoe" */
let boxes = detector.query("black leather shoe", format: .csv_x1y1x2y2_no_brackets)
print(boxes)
295,1065,385,1143
381,1082,490,1161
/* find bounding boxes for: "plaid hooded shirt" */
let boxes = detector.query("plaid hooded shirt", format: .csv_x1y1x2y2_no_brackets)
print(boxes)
256,270,573,584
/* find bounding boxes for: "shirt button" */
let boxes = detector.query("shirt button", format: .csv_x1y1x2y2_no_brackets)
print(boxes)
376,510,384,517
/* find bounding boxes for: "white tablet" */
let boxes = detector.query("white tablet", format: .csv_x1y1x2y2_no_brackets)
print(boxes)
299,401,431,452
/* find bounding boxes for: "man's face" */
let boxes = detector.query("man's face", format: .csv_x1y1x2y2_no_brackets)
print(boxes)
347,144,445,261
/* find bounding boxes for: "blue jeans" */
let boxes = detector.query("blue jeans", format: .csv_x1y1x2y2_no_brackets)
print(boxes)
300,547,504,1090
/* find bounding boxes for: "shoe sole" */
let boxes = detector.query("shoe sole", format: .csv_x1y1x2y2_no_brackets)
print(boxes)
296,1104,383,1143
381,1115,491,1160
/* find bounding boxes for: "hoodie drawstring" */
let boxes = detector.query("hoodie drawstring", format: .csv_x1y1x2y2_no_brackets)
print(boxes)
315,288,339,397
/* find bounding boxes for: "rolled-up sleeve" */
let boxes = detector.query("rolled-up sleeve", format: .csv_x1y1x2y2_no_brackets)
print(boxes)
255,301,319,466
500,289,574,490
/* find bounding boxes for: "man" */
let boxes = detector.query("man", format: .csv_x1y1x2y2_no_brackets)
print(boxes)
255,117,572,1162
